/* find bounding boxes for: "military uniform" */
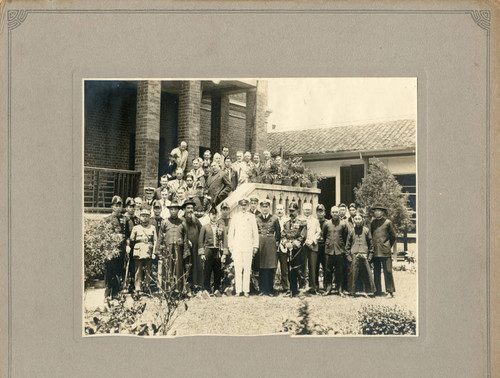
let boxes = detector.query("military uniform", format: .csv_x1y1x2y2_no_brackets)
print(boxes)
156,215,190,292
129,221,157,293
199,221,224,293
256,211,281,295
282,211,306,296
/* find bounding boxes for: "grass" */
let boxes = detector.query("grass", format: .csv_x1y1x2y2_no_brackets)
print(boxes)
84,270,417,336
167,270,417,336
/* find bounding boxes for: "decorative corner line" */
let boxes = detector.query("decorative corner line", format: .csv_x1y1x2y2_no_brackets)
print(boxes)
471,10,490,31
8,10,29,30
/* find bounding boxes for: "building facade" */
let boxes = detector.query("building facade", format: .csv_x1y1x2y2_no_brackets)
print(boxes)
84,80,268,211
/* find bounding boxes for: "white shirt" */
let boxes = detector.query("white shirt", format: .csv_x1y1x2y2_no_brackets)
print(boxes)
304,215,321,250
227,211,259,252
171,147,189,172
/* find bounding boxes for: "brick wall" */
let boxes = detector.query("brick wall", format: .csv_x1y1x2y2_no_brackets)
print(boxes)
159,92,178,177
178,81,202,171
84,81,137,169
200,98,211,149
135,81,161,190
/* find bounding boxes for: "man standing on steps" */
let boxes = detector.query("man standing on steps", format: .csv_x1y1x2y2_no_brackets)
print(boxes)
227,198,259,297
206,161,232,207
171,141,189,173
370,204,397,297
281,202,306,297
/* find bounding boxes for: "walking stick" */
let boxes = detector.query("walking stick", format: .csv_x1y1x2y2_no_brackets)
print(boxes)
123,257,130,291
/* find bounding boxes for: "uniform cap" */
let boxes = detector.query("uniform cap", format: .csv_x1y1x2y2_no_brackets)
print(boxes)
111,195,123,205
259,198,271,206
288,202,299,211
238,197,249,205
182,200,196,209
144,187,155,193
221,202,230,209
125,197,135,207
152,200,162,209
249,195,259,202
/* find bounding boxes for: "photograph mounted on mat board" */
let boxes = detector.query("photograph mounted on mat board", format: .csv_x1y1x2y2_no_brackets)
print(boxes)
82,77,417,337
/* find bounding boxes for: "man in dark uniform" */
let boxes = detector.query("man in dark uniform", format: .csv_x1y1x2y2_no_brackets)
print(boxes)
315,204,328,293
143,187,155,207
192,181,211,214
281,202,306,297
323,206,349,296
155,201,190,293
370,204,397,297
105,195,127,299
256,199,281,296
249,195,261,217
248,194,261,293
338,202,350,292
182,199,203,294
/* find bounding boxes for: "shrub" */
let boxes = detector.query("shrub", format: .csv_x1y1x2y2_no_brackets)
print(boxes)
84,217,123,285
357,305,416,335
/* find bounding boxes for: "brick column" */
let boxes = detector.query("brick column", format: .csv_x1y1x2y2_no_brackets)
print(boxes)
178,80,202,171
135,80,161,194
211,94,230,154
245,81,268,154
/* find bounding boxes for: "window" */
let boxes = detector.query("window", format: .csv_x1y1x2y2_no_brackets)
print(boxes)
395,174,416,233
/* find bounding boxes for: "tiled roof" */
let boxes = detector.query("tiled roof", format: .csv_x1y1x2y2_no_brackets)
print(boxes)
267,119,415,156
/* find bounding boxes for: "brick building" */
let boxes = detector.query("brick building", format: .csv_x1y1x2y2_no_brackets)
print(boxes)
84,80,268,211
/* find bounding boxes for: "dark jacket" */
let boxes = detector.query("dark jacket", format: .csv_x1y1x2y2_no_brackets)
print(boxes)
198,222,225,256
370,217,397,257
206,170,232,206
323,218,349,256
346,226,374,255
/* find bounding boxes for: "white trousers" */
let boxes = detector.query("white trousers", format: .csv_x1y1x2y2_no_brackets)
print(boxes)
232,250,253,294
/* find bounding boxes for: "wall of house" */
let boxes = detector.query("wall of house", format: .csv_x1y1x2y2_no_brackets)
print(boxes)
199,95,248,157
305,155,416,205
84,81,137,170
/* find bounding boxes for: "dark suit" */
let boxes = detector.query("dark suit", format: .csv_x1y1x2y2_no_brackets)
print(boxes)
371,217,397,294
199,222,224,292
206,170,232,207
224,167,238,191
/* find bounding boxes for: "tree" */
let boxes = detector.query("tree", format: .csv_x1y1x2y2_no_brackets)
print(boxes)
354,158,414,233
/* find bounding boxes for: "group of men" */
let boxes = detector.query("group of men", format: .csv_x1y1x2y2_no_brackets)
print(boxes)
105,185,398,300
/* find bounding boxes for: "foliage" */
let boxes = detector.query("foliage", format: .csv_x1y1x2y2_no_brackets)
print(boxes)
354,158,414,232
357,304,416,335
84,218,123,284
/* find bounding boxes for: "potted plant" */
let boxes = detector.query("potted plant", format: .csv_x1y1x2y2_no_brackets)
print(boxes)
280,159,293,186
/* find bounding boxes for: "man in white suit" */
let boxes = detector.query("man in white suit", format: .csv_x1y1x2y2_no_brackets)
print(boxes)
227,197,259,297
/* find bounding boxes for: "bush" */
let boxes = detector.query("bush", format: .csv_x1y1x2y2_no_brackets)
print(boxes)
357,305,416,335
84,218,123,285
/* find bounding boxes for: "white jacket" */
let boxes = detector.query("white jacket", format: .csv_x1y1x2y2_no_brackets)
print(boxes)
228,211,259,252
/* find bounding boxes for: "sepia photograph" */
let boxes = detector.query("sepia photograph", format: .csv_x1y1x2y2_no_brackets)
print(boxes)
83,78,417,337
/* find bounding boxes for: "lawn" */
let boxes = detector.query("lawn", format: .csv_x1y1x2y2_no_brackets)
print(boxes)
84,270,417,336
